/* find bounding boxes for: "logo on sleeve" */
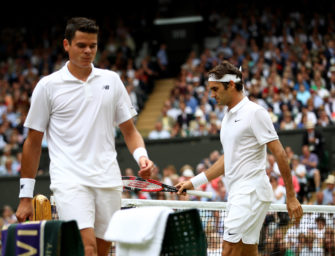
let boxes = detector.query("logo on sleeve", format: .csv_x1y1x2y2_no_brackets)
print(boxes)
234,119,241,122
102,85,110,90
20,184,24,189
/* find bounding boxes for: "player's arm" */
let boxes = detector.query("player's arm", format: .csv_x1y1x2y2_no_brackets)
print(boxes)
267,139,303,221
16,129,44,222
119,119,153,179
176,153,225,194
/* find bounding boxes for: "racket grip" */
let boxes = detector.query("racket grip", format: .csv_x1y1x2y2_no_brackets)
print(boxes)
186,190,213,199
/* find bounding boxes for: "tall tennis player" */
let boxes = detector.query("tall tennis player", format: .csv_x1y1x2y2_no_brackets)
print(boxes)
15,17,153,256
176,61,303,256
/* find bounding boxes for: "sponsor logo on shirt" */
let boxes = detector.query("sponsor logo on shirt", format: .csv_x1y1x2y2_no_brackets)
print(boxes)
102,85,110,90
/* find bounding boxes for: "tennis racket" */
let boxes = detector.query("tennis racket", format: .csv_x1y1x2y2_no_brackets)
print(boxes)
122,176,213,198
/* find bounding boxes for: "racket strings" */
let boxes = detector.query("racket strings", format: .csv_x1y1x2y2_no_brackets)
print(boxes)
123,180,162,191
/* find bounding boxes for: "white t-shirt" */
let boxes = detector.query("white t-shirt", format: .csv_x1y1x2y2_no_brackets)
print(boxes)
220,97,278,201
24,62,137,188
273,185,286,204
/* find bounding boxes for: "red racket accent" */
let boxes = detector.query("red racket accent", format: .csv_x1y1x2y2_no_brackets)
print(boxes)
122,176,163,192
122,176,213,198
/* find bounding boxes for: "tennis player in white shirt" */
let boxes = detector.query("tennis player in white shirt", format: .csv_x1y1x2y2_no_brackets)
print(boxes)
177,60,302,256
16,17,153,256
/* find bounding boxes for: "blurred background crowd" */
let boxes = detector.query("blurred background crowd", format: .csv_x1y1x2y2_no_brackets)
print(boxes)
1,0,335,217
1,1,335,254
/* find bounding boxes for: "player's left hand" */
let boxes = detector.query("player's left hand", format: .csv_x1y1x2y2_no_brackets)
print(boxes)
286,197,303,223
138,156,154,179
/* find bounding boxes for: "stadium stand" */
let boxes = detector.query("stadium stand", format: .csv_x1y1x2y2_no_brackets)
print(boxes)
1,1,335,254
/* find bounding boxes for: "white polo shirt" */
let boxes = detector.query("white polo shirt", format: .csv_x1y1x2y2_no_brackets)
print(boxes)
220,97,277,202
24,62,137,188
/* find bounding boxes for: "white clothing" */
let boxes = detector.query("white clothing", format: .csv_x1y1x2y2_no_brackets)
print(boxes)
294,111,317,126
104,206,173,256
220,97,277,201
273,185,286,204
52,183,122,238
148,130,171,140
224,190,270,244
25,62,137,187
293,164,307,184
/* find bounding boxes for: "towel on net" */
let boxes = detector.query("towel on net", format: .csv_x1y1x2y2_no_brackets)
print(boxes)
104,206,173,256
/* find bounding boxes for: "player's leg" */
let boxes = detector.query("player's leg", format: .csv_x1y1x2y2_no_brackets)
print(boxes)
96,238,112,256
81,228,98,256
241,243,258,256
222,240,243,256
222,240,257,256
51,183,97,255
94,186,122,256
223,191,270,256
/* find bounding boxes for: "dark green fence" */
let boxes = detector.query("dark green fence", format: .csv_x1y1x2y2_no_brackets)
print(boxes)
1,127,334,210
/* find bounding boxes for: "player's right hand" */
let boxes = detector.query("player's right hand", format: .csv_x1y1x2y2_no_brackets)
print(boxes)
16,198,33,222
175,181,194,195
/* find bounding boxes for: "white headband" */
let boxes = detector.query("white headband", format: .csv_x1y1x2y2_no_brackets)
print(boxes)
208,73,241,83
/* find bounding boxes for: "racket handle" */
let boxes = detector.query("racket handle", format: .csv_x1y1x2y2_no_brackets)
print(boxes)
186,190,213,199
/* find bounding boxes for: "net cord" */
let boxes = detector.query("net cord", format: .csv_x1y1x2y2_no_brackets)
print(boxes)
121,199,335,213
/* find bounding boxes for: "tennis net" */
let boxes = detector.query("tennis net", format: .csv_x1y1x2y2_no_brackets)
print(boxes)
121,199,335,255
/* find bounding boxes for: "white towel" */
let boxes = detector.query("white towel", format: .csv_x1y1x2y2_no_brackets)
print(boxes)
104,206,173,256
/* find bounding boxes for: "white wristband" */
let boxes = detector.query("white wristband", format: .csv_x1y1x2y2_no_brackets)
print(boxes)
133,147,148,165
190,172,208,188
19,178,36,198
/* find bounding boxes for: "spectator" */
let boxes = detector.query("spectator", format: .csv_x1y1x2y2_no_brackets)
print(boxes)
298,230,324,255
314,215,326,246
302,121,325,161
156,43,169,77
323,90,335,122
158,106,175,133
162,165,177,187
322,174,335,205
291,154,308,203
294,105,318,127
314,191,324,205
148,121,171,140
270,176,286,204
266,153,280,178
300,145,321,192
1,205,17,225
296,83,311,106
190,119,209,137
323,227,335,255
318,108,333,127
279,110,296,130
176,101,194,135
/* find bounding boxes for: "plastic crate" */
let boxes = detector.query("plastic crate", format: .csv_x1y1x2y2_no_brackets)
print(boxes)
160,209,207,256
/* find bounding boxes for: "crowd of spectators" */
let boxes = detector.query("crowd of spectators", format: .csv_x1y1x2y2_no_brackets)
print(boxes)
2,2,335,255
148,6,335,142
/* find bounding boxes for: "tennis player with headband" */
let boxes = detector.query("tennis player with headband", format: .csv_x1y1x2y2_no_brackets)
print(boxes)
15,17,153,256
176,60,303,256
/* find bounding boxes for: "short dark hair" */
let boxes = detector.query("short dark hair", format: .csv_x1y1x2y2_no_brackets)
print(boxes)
208,60,243,91
65,17,99,43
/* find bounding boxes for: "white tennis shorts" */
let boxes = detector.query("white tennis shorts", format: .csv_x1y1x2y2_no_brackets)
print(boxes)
51,183,122,239
224,190,270,244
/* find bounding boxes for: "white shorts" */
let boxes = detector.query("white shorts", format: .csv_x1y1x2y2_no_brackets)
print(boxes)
224,190,270,244
51,183,122,239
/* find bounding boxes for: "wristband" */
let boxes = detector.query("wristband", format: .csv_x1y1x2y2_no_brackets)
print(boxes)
133,147,148,165
190,172,208,188
19,178,36,198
